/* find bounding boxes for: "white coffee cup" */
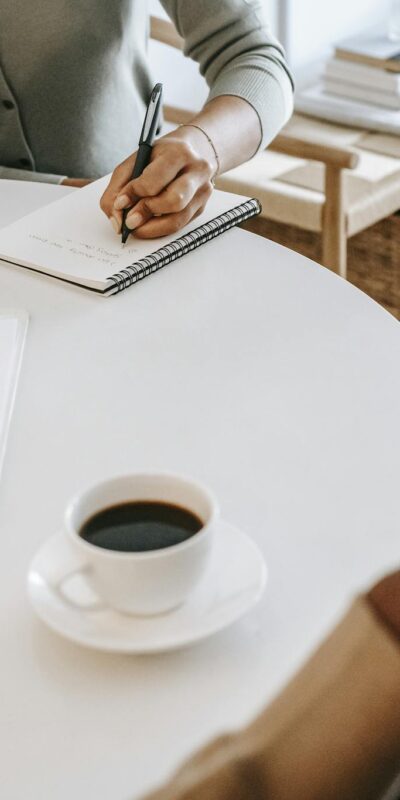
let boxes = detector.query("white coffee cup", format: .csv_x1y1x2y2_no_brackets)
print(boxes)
54,473,218,616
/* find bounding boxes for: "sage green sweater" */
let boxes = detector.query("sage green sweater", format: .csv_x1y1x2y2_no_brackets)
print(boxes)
0,0,293,183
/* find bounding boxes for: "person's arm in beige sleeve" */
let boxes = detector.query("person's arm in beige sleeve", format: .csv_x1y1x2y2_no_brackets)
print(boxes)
140,571,400,800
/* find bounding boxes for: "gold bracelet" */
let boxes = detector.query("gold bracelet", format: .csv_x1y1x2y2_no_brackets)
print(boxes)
179,123,220,178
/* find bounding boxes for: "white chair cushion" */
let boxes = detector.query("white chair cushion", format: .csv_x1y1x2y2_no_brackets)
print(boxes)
216,165,323,232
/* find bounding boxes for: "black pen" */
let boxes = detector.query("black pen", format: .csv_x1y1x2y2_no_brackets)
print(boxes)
121,82,163,245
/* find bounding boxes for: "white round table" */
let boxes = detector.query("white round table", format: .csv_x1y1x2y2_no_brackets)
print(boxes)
1,182,399,800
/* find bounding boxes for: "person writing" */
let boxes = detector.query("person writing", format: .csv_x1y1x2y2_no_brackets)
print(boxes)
0,1,293,239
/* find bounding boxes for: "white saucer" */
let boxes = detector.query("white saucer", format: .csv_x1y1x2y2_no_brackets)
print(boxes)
27,520,267,654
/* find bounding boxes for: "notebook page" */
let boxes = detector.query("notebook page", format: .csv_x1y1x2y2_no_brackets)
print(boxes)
0,176,249,290
0,310,28,478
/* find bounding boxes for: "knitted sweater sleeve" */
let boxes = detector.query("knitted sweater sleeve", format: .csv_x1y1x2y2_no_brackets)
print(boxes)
160,0,294,150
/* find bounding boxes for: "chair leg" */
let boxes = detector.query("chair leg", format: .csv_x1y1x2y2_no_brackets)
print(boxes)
322,165,347,279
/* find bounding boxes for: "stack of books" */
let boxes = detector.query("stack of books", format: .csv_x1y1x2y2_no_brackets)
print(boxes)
322,35,400,110
295,34,400,135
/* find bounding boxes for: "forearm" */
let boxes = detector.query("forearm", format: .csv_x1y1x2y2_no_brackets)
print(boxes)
0,165,65,183
206,51,294,155
0,166,89,188
142,593,400,800
174,95,262,174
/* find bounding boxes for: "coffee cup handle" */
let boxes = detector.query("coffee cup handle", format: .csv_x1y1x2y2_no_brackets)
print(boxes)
49,535,105,612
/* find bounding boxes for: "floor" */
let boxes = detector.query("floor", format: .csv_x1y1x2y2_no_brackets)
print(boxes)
243,213,400,321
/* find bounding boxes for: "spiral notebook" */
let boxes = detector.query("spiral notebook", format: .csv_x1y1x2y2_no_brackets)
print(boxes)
0,176,260,296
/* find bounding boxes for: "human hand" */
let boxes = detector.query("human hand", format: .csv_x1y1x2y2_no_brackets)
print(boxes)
100,127,216,239
61,178,93,187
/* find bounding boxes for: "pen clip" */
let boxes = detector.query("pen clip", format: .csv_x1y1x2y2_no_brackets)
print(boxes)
140,83,163,145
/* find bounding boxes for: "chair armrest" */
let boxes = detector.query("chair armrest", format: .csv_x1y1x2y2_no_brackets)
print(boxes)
270,134,359,170
150,16,184,51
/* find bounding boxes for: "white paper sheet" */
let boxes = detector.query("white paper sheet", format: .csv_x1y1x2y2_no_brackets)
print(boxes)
0,310,28,477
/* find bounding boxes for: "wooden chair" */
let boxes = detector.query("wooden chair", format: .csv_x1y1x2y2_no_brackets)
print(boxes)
150,16,400,282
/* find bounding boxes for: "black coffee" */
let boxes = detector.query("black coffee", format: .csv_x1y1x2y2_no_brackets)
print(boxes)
79,501,203,553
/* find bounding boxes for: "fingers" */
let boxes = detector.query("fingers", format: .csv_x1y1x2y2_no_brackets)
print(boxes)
115,140,198,210
100,151,191,235
133,207,194,240
121,175,212,237
124,173,205,229
122,198,153,231
100,134,215,238
133,184,212,239
99,153,138,228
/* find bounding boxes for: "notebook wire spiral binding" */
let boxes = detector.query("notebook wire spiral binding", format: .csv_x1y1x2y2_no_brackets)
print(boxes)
106,198,261,295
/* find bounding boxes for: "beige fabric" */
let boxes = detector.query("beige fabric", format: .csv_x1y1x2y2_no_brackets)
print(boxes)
218,113,400,237
358,133,400,160
283,150,400,189
280,151,400,235
284,113,363,147
217,149,305,182
217,167,323,230
346,179,400,237
142,597,400,800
